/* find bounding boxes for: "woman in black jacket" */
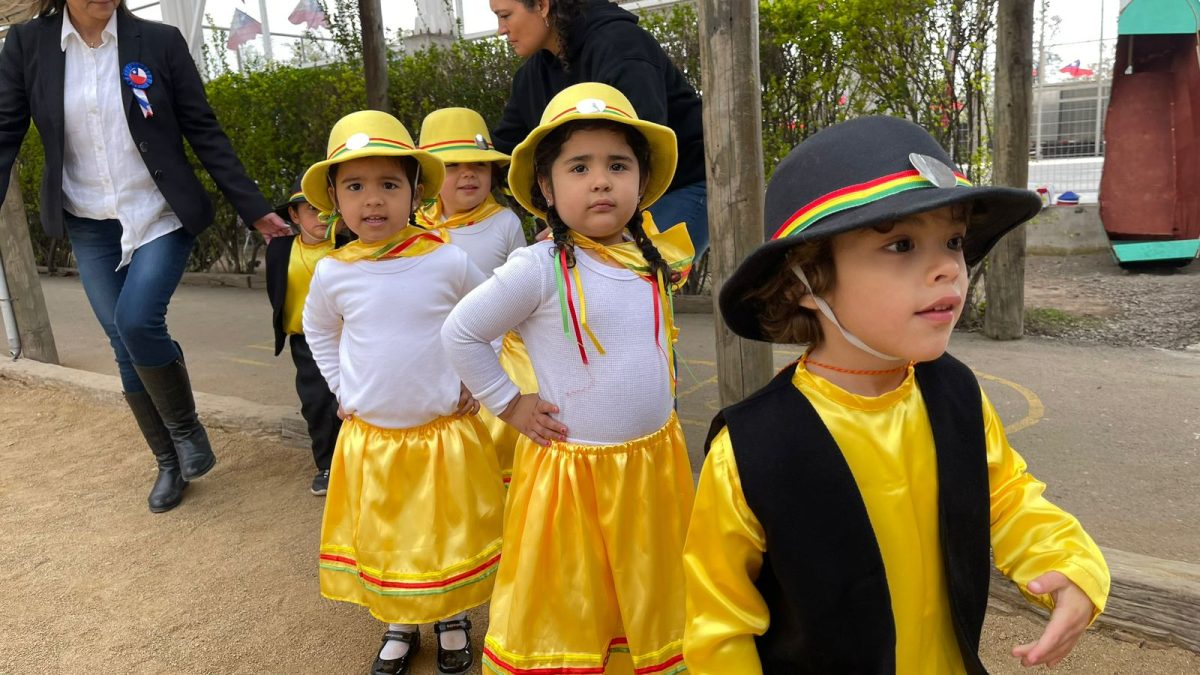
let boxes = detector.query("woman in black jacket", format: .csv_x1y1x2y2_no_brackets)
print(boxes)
0,0,291,513
490,0,709,257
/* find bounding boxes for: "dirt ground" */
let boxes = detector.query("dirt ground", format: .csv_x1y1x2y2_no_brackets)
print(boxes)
1,380,1197,673
1008,253,1199,350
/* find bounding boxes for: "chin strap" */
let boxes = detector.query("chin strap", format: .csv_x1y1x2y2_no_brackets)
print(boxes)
790,263,905,362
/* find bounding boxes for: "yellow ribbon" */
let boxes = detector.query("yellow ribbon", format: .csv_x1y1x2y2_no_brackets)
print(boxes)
415,194,505,242
326,225,445,263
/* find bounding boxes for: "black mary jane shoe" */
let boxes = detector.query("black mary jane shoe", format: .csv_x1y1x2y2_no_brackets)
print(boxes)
433,618,474,674
371,628,420,675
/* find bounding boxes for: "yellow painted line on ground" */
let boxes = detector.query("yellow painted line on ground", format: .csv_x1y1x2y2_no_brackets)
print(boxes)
974,370,1045,434
680,417,710,429
247,344,275,352
680,358,717,368
678,375,718,398
223,357,273,368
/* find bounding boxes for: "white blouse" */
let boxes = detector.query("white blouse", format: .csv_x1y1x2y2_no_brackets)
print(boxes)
442,241,674,445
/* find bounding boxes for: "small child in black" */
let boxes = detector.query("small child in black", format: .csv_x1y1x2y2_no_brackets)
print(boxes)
264,177,348,495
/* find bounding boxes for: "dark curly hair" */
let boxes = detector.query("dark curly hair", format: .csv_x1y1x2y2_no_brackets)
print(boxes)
530,119,675,285
516,0,589,70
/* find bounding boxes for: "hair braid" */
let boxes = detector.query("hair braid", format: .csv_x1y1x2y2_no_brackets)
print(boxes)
545,207,576,269
626,213,677,285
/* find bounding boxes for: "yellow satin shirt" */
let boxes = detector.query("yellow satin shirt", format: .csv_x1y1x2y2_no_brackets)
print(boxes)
283,237,334,336
682,364,1110,674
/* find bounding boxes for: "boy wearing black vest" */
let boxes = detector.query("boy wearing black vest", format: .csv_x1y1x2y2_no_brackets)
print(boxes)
682,117,1109,674
265,178,349,495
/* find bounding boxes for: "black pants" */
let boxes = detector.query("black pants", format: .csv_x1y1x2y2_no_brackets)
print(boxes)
289,334,340,471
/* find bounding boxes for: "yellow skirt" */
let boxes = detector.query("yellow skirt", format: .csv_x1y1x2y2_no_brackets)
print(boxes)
318,414,504,624
478,331,538,487
483,413,694,675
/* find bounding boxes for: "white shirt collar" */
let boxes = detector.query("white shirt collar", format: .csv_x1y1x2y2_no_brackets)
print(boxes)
60,10,119,51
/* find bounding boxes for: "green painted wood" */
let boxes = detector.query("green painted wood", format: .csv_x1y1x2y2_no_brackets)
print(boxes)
1111,239,1200,262
1118,0,1200,35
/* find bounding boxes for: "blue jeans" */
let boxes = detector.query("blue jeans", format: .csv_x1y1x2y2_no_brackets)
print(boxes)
646,181,708,260
64,214,194,392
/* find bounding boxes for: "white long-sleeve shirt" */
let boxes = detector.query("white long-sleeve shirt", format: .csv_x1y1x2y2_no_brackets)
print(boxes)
303,245,486,429
60,13,181,270
442,241,673,445
439,208,526,277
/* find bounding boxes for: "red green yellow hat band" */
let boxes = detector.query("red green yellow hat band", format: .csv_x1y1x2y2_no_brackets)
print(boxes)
423,139,496,153
327,136,414,161
772,168,972,240
287,191,306,204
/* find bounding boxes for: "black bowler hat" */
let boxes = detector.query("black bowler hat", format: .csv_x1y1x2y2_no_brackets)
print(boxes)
720,115,1042,343
273,177,308,223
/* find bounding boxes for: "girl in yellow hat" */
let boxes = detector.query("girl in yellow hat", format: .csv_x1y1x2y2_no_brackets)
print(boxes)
417,107,535,490
301,110,504,675
442,83,695,675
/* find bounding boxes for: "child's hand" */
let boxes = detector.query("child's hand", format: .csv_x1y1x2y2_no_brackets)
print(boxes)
499,393,567,446
1012,571,1096,668
337,404,351,420
455,383,481,417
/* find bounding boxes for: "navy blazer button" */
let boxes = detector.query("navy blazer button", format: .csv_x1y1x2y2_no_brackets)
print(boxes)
138,141,149,153
153,170,164,180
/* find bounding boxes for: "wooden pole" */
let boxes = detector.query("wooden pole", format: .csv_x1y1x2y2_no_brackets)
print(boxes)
359,0,389,112
984,0,1034,340
698,0,772,406
0,167,59,363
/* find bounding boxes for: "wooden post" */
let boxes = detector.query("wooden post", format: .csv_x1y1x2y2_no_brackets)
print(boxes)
698,0,772,406
359,0,389,111
984,0,1034,340
0,168,59,363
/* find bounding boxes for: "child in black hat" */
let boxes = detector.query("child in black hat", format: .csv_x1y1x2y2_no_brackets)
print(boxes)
682,116,1110,674
264,177,349,495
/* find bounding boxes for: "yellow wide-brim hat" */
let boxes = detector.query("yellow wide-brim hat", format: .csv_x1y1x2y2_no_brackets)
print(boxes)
302,110,445,214
508,82,677,221
419,107,510,165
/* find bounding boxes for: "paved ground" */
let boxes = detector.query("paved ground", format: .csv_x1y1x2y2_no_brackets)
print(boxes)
27,273,1200,563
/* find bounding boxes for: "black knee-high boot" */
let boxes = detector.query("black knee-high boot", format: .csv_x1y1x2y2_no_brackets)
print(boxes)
133,353,216,481
124,390,187,513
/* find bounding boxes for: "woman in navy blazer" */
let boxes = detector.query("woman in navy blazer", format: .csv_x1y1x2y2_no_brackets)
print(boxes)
0,0,291,513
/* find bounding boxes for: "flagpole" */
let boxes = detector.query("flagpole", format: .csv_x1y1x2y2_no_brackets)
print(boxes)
1035,0,1046,161
1094,0,1104,156
258,0,273,62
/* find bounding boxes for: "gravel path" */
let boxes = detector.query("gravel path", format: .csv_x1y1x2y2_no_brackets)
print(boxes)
1001,253,1199,350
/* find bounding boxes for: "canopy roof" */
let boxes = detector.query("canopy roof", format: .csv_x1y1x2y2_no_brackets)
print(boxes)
1118,0,1200,35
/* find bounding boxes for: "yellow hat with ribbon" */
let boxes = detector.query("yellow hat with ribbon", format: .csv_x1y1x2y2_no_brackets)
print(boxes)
302,110,445,215
508,82,678,221
418,107,510,165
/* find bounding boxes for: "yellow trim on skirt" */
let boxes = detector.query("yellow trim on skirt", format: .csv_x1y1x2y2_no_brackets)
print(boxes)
319,413,504,624
480,331,538,487
483,413,694,674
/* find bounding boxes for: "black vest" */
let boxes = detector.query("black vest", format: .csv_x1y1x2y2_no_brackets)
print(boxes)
705,354,991,674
